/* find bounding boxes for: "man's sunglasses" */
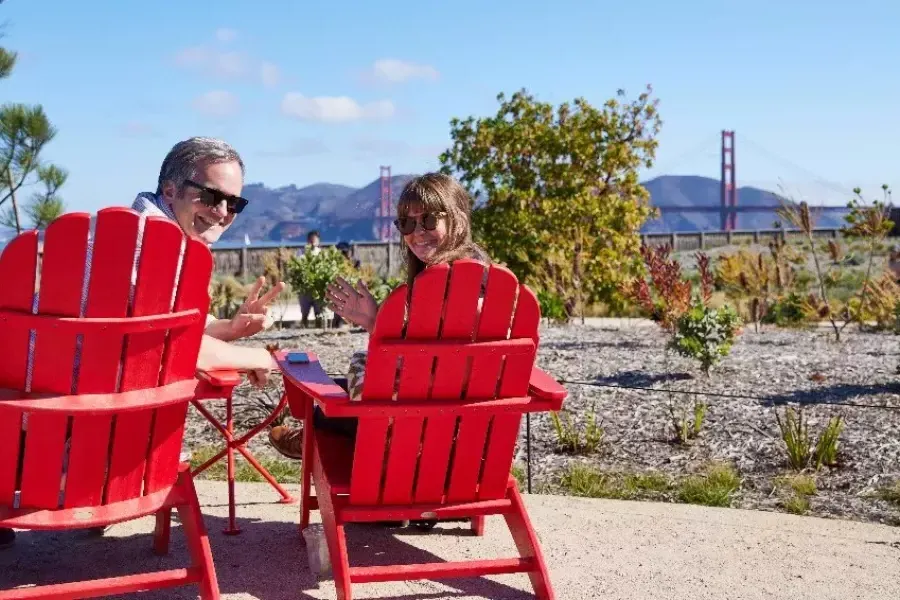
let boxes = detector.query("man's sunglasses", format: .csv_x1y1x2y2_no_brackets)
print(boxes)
394,212,446,235
183,180,249,214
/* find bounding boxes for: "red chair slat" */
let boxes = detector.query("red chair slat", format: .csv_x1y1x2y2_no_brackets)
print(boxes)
396,265,447,400
465,266,518,399
0,231,38,389
65,208,140,508
0,408,22,505
478,413,523,499
146,238,212,494
430,260,484,400
413,260,485,503
349,419,390,504
0,232,37,504
21,214,90,509
499,285,541,398
360,287,406,401
106,217,183,504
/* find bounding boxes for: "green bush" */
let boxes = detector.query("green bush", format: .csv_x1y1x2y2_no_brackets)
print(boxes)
763,292,820,328
366,275,404,305
670,300,741,375
537,289,569,324
285,247,356,304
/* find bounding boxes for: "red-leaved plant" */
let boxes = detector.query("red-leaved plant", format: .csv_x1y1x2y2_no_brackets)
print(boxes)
621,244,693,332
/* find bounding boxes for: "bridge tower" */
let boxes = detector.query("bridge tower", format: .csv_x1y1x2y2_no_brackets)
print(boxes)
379,165,392,241
720,130,737,231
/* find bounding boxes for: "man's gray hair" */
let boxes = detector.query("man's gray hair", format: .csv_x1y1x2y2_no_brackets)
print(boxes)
156,137,245,195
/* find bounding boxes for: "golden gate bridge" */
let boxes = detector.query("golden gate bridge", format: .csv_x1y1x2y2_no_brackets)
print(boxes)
372,130,859,242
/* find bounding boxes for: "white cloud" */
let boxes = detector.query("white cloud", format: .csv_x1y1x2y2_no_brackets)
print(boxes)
281,93,395,123
192,90,239,117
215,28,238,43
367,59,439,84
173,45,281,88
260,61,280,88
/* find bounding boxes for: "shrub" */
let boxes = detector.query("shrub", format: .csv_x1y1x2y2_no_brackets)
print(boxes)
285,247,357,305
537,289,569,324
763,292,822,328
209,276,247,319
670,300,742,376
620,244,692,332
775,407,845,471
550,405,604,454
846,272,900,332
365,274,404,305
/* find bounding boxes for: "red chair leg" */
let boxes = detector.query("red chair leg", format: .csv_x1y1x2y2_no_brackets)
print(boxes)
299,398,315,533
176,472,220,600
316,483,352,599
153,507,172,556
504,484,555,600
470,515,485,536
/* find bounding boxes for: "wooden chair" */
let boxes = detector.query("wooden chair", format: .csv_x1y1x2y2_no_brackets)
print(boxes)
0,208,236,599
279,260,567,600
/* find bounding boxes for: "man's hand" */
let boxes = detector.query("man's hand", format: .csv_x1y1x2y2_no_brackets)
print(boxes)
325,276,378,332
228,277,285,340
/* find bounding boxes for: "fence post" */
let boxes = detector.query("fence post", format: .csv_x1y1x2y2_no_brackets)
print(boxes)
699,232,705,250
240,247,248,280
670,233,678,250
386,242,393,277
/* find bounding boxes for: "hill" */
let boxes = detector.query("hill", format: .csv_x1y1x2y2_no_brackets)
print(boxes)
640,175,846,232
0,175,853,247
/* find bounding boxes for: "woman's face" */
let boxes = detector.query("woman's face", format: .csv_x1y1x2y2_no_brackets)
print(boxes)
403,204,448,263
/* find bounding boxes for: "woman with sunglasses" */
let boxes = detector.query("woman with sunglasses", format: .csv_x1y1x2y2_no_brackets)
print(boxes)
268,173,489,456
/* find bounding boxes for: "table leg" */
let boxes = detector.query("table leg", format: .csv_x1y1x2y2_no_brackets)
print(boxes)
190,390,298,536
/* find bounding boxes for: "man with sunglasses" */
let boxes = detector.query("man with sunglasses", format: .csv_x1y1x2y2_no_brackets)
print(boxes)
0,137,284,550
132,137,283,382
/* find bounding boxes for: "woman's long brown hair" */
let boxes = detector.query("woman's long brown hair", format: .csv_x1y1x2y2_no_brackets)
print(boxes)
395,172,488,288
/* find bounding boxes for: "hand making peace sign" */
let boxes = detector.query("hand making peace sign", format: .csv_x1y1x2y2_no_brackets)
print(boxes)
228,276,285,340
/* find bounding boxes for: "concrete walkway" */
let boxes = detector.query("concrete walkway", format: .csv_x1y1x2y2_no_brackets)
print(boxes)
3,481,899,599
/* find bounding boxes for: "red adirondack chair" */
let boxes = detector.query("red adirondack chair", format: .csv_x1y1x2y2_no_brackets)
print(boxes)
0,208,235,599
279,259,567,600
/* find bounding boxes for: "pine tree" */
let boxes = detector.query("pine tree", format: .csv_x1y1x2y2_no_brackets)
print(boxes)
0,0,66,233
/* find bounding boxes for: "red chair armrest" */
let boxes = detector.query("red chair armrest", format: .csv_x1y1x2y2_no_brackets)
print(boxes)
276,352,349,417
195,369,243,399
529,367,567,409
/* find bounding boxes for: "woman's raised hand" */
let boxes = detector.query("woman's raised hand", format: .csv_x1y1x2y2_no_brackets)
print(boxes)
326,276,378,332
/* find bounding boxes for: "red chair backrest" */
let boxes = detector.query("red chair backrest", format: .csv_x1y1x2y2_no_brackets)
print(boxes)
0,208,211,511
349,260,540,505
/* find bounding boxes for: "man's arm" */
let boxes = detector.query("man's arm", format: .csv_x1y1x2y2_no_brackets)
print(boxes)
204,318,240,342
196,334,275,372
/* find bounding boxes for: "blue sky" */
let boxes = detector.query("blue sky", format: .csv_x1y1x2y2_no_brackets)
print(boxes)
3,0,898,213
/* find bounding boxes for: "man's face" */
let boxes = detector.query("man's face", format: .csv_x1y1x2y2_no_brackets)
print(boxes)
162,160,243,245
308,235,320,247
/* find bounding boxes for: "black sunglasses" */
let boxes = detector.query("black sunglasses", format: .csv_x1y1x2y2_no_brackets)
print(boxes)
183,180,249,214
394,212,446,235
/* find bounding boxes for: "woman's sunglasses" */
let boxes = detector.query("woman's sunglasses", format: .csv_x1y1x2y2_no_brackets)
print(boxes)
184,180,249,214
394,212,446,235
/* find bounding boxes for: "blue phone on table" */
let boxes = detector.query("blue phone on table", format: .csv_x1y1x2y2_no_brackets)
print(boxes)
287,352,310,364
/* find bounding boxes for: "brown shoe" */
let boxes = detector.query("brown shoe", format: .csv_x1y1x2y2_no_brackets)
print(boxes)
269,425,304,460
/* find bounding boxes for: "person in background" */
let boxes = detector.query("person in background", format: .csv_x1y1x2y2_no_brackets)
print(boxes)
297,230,323,328
332,241,361,328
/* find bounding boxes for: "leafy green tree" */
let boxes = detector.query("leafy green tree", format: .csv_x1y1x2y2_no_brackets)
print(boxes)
439,86,662,316
0,2,65,233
